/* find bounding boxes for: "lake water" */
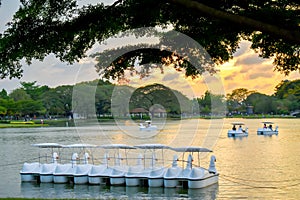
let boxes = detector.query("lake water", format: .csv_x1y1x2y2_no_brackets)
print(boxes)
0,118,299,199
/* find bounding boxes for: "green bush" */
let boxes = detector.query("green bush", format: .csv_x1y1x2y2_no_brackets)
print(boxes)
0,120,10,124
10,121,35,125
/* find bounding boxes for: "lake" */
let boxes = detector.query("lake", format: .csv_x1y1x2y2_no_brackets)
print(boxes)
0,118,299,199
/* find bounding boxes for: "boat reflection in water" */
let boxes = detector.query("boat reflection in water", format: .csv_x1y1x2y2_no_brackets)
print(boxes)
20,182,219,199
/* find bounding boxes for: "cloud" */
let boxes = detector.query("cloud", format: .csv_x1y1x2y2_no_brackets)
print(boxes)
235,54,265,66
0,79,21,93
11,54,100,90
0,0,19,32
240,64,271,74
239,65,253,73
233,41,251,57
253,83,273,93
162,73,180,81
239,62,274,79
248,72,270,79
224,73,237,81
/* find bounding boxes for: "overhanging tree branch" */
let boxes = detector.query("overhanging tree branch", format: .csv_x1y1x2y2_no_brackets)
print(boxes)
170,0,300,44
0,0,299,79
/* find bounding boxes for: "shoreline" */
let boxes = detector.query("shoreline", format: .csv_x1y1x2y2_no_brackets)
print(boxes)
0,115,297,128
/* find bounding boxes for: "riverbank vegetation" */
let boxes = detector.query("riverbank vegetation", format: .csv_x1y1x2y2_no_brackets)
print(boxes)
0,79,299,123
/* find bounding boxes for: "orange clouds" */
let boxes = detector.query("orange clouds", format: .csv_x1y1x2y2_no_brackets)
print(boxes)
218,41,300,95
133,40,300,98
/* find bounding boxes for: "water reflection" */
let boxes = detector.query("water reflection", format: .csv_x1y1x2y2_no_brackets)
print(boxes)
188,184,219,199
20,182,219,199
230,136,248,141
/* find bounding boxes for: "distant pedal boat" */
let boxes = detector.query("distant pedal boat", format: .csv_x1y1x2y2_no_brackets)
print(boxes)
139,121,157,131
228,122,248,137
257,122,279,135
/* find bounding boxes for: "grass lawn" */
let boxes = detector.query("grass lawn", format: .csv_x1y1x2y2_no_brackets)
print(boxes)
0,121,49,128
0,123,49,128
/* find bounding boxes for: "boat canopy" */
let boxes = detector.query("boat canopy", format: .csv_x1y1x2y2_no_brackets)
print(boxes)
31,143,63,148
261,122,274,124
63,144,97,148
231,122,245,125
99,144,136,149
134,144,170,166
171,146,212,152
134,143,170,149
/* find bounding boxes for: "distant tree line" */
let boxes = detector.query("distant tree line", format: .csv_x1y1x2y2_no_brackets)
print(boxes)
224,80,300,116
0,79,299,120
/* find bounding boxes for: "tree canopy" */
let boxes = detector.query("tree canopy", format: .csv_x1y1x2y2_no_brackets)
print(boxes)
0,0,299,80
130,83,191,115
274,79,300,99
0,79,299,118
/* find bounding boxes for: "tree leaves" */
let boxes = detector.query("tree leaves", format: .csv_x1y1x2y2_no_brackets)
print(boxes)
0,0,299,79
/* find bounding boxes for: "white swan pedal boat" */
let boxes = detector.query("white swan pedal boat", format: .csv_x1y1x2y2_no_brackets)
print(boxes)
257,122,278,135
90,144,136,186
164,146,218,189
88,153,110,185
21,143,97,184
125,144,170,187
53,152,78,183
64,144,97,184
20,143,219,189
228,122,248,137
20,143,63,182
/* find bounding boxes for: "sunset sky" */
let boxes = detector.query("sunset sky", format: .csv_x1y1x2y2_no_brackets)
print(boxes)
126,40,300,98
0,0,299,98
